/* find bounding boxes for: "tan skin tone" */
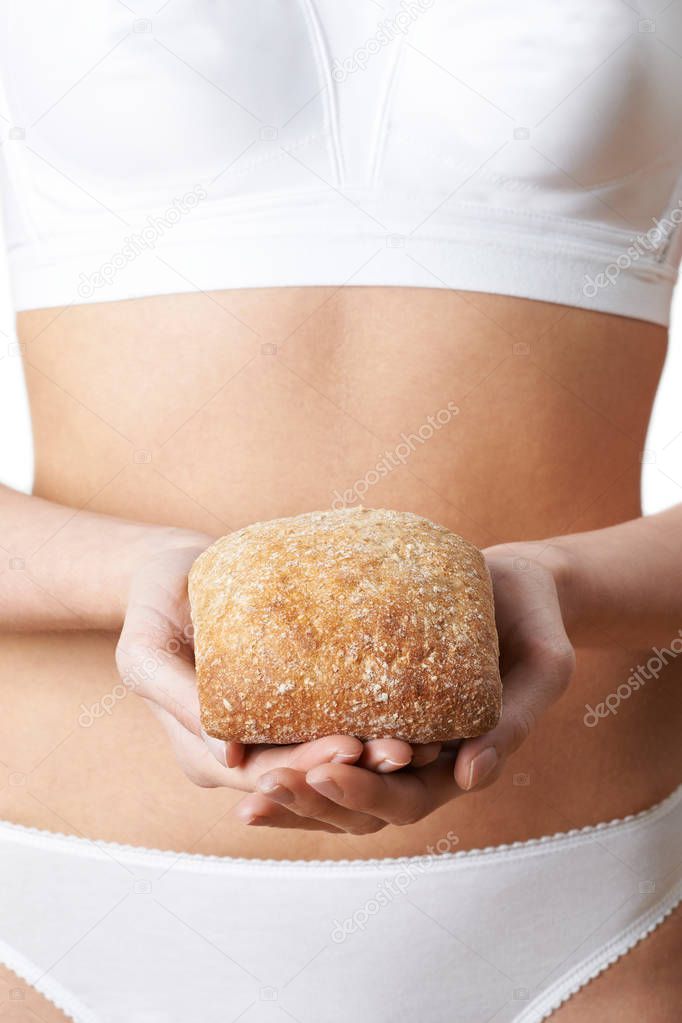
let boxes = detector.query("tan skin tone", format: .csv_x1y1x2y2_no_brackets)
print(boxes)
0,287,680,1019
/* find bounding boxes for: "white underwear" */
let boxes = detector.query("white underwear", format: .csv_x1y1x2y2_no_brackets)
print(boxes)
1,786,680,1023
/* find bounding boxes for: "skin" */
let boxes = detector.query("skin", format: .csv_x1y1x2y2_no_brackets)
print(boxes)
0,287,680,1019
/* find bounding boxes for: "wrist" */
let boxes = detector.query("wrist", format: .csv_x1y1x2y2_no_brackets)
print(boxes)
519,532,614,649
137,524,215,558
484,536,579,640
541,538,582,643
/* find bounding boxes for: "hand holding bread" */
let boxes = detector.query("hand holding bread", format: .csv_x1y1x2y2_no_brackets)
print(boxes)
115,510,575,835
189,507,502,746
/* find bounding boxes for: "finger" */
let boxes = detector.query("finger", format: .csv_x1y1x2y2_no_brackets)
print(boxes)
149,703,236,788
156,717,367,792
236,735,364,787
251,768,386,835
454,643,574,791
287,735,365,770
409,742,442,768
118,638,202,735
203,731,358,773
358,738,413,772
233,793,343,832
226,741,246,768
305,760,454,827
201,731,245,769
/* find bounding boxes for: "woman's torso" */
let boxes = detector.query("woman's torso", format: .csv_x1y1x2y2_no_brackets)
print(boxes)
2,0,682,858
1,287,680,861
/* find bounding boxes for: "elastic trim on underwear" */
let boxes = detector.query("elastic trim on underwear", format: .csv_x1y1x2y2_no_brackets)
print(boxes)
0,936,98,1023
518,883,682,1022
0,783,679,878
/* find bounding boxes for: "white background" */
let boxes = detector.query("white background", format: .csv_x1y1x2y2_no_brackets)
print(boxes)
0,229,680,514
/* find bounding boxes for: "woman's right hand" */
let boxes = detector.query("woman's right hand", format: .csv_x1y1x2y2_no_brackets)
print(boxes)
115,538,441,801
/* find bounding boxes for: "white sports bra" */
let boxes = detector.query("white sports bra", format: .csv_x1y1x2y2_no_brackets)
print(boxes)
1,0,681,323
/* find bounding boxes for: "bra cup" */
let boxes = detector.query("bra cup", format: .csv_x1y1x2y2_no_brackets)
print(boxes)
378,0,682,232
2,1,335,212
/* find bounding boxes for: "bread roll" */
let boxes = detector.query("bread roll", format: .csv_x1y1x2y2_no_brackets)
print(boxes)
189,507,501,745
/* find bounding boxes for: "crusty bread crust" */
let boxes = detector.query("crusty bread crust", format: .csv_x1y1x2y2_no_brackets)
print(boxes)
189,507,501,744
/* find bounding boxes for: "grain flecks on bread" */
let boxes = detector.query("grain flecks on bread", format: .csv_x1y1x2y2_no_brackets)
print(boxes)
189,507,502,745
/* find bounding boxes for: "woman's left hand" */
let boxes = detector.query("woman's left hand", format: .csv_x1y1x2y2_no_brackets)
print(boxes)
233,540,576,833
453,541,575,791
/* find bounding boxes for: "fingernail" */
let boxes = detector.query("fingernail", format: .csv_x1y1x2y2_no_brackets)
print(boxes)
466,747,498,790
244,815,267,826
332,751,358,763
235,809,258,825
412,751,440,767
308,777,343,800
226,743,243,769
257,778,294,804
377,758,410,773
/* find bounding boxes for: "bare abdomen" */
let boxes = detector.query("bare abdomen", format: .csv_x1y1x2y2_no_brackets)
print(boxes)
2,286,679,859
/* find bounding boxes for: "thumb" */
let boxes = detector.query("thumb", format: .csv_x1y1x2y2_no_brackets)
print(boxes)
454,639,574,791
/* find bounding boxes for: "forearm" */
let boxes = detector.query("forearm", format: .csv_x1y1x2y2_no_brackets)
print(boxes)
0,484,209,632
518,504,682,650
